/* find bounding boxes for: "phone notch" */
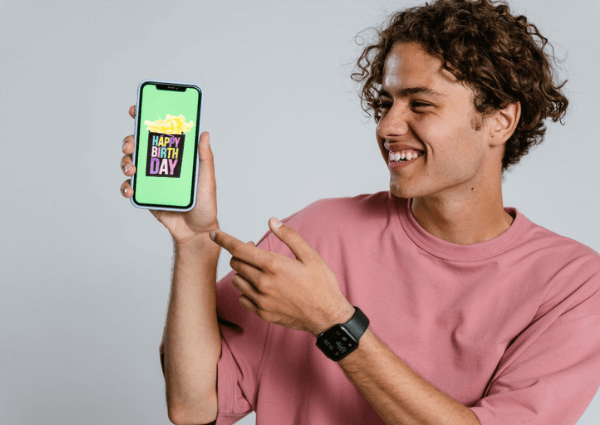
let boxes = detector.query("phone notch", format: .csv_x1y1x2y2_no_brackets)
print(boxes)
156,84,186,92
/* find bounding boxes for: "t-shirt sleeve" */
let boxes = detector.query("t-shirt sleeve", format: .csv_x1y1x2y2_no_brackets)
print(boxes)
469,266,600,425
214,227,276,425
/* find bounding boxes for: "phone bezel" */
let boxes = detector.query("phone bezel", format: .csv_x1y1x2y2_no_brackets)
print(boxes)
130,79,204,212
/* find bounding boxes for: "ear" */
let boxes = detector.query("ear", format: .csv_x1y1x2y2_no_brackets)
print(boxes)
489,101,521,146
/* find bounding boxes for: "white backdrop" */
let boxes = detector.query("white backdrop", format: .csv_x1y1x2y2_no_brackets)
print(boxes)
1,0,599,423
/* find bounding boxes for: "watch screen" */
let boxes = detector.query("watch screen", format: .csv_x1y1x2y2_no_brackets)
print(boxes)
320,326,358,359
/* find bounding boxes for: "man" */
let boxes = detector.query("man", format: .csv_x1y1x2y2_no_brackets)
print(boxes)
119,0,600,423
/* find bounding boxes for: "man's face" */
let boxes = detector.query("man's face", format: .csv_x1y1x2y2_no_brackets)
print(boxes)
376,42,495,200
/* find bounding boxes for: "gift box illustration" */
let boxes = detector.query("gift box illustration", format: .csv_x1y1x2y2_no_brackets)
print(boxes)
144,114,194,178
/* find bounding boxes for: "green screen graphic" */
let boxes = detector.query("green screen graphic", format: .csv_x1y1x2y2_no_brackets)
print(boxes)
134,84,200,208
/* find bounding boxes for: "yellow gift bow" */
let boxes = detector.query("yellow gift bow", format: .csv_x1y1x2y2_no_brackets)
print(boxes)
144,114,194,135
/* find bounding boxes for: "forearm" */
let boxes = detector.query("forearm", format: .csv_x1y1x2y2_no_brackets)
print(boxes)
337,328,481,425
161,235,222,423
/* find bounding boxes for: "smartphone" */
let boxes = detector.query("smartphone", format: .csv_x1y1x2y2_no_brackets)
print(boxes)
130,79,204,212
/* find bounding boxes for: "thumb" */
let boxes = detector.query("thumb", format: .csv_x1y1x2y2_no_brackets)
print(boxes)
268,217,312,262
197,131,216,188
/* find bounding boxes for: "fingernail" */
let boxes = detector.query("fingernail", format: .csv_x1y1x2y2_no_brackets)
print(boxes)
271,217,282,228
122,139,127,150
123,187,129,194
124,164,132,173
209,230,216,240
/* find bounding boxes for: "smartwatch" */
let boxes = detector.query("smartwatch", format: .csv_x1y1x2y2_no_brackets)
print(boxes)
316,306,369,361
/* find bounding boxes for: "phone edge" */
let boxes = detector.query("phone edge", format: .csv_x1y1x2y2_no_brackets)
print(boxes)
130,79,203,213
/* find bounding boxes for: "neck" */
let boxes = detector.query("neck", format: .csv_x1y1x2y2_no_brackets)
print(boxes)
410,170,514,246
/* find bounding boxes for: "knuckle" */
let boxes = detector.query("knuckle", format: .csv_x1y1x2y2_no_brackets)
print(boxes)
255,275,269,291
263,257,277,273
256,308,269,321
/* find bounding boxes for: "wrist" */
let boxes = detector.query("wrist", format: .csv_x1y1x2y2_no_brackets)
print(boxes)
174,232,221,253
315,305,370,361
312,301,356,338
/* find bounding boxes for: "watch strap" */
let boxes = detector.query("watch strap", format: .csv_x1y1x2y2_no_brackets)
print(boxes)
343,306,369,339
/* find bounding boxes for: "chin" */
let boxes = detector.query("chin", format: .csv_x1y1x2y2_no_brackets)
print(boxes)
389,182,416,200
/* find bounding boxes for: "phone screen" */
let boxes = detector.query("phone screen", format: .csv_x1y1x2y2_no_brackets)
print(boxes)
131,80,203,211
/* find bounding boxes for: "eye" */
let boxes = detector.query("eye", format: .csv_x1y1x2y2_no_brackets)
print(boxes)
377,100,431,110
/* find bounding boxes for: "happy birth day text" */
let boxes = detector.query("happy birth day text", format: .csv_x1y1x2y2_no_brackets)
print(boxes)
148,134,180,176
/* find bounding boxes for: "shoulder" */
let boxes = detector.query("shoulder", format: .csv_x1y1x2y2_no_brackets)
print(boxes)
264,191,390,255
530,225,600,320
282,190,392,229
527,221,600,269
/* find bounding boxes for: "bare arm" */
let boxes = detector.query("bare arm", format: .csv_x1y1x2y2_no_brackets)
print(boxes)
160,235,222,425
337,327,481,425
119,106,223,424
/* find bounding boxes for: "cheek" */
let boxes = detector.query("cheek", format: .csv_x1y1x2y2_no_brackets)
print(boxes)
417,116,472,153
413,118,444,152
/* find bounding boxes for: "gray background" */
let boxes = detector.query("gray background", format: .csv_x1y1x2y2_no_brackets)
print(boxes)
1,0,599,423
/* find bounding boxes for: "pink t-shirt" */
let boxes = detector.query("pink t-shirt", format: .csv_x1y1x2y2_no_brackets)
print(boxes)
214,191,600,425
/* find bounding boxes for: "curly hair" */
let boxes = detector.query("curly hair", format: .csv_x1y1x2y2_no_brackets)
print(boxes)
350,0,569,175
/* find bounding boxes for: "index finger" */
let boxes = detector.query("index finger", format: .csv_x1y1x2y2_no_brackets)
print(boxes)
211,230,269,270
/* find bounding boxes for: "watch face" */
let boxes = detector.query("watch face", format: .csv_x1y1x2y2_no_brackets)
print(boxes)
318,325,359,360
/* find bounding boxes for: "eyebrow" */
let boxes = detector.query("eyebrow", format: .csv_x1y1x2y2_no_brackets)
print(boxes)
378,86,447,98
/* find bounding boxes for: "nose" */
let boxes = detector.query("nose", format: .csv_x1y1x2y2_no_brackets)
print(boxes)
376,103,411,140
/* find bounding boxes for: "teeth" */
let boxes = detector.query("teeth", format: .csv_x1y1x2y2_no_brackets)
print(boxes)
389,150,423,162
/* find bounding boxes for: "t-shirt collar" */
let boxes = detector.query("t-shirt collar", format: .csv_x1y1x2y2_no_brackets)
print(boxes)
394,192,530,261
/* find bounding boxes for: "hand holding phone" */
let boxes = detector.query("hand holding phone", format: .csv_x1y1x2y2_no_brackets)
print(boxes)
120,105,220,247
